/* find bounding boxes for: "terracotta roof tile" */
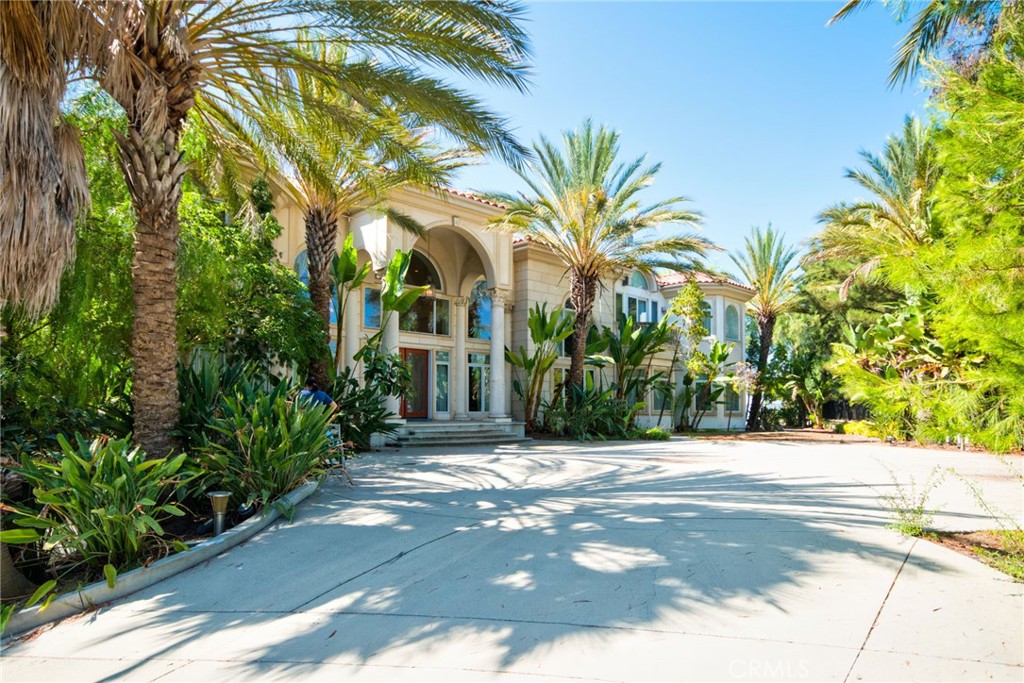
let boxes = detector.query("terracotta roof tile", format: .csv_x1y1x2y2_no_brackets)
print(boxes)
442,188,506,210
657,271,754,292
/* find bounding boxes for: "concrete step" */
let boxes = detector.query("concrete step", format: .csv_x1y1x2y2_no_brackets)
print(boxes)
397,430,512,440
397,432,518,443
395,434,529,448
400,423,513,433
393,420,527,448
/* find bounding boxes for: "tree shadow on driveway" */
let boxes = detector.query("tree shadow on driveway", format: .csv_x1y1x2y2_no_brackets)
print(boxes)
6,444,962,682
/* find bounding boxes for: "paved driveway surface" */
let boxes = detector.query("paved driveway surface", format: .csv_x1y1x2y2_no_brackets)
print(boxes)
2,439,1022,682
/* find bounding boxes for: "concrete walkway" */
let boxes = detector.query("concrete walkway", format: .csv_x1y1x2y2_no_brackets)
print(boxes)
2,439,1022,682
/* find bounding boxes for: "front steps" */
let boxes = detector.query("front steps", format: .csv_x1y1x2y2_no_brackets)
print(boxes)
393,420,527,448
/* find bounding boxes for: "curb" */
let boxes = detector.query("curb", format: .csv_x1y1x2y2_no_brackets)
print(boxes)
3,480,320,640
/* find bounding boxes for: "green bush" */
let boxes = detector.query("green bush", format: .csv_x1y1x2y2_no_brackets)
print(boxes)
7,435,192,573
841,420,880,439
196,382,333,510
329,365,397,451
542,384,630,441
176,349,268,450
628,426,672,441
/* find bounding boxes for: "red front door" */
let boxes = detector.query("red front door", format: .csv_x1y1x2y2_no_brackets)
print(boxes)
400,348,430,419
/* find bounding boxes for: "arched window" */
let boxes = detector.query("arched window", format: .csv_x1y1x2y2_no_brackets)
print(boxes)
294,249,337,324
399,251,449,335
725,305,740,341
294,250,309,283
617,271,659,325
468,279,491,340
406,251,442,290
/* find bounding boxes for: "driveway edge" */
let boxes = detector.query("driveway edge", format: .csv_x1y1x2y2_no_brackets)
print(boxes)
3,480,320,640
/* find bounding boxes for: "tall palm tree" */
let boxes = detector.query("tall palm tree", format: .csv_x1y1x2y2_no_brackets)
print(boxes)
3,1,530,456
0,1,91,316
730,224,799,432
208,38,467,386
809,116,939,299
489,120,711,394
827,0,1002,86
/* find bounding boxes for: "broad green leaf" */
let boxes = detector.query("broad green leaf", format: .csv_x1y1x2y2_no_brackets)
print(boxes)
26,580,57,608
0,528,42,543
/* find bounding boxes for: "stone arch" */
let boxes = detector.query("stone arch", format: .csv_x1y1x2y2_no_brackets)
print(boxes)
418,220,497,291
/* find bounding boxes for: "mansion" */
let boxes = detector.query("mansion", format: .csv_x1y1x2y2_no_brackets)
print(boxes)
273,188,754,437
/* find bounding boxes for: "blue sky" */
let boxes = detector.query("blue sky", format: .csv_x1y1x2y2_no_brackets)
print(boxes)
452,1,930,273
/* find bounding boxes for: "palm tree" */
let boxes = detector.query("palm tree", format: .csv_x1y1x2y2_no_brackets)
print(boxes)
0,1,91,316
730,225,799,432
827,0,1001,86
809,116,939,300
3,1,530,455
489,120,711,394
205,38,468,387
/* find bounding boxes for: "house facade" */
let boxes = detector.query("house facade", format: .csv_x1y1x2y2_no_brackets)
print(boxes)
273,187,754,433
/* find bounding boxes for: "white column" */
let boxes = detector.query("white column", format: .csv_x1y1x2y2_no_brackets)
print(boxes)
453,297,469,419
344,288,361,377
382,308,401,420
489,288,510,419
505,305,514,419
715,295,726,340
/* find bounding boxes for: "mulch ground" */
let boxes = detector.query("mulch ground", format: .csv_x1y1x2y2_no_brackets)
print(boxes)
923,530,1024,581
690,428,876,445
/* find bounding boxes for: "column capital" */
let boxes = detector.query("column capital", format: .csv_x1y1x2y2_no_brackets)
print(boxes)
453,296,469,307
487,288,512,305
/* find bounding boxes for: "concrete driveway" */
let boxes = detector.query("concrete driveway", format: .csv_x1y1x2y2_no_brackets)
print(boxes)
2,439,1022,682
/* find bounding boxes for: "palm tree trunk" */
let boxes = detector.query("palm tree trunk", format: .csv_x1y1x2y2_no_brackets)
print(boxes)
304,206,337,388
108,4,198,456
568,270,597,399
746,314,776,431
117,125,187,456
1,543,36,600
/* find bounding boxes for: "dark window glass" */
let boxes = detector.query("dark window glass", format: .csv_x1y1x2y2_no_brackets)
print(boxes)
407,251,442,289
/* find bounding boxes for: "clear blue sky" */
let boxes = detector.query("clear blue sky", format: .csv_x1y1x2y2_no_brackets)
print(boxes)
452,1,929,273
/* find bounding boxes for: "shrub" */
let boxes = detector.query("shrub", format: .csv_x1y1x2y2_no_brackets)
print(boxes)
6,435,192,574
176,349,269,450
629,426,671,441
841,420,880,438
539,385,633,441
197,381,333,510
329,364,398,451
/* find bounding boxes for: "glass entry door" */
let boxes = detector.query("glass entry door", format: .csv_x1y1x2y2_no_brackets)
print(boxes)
467,353,490,413
400,348,430,419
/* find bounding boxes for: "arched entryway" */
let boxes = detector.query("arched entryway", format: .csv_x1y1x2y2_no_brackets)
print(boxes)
391,225,508,422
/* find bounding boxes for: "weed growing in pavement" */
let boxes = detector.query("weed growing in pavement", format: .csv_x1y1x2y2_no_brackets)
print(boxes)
876,464,947,537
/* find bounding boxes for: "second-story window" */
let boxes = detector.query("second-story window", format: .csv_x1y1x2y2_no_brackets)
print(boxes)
617,271,659,324
725,305,741,341
468,279,492,340
391,251,450,335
